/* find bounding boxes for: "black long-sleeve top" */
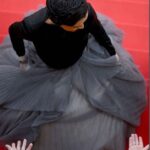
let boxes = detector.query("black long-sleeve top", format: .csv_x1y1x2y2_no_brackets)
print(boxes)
9,3,116,69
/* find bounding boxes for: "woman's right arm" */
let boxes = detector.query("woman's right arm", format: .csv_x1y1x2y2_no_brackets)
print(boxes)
9,21,33,57
9,7,48,58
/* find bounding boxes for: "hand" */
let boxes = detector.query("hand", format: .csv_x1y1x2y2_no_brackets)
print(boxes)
115,53,120,61
19,55,30,71
129,134,149,150
45,18,54,25
5,139,33,150
20,62,30,71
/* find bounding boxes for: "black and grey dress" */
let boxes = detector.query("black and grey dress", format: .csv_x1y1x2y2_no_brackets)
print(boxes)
0,3,146,150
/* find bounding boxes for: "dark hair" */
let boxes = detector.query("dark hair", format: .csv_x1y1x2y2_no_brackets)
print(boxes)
46,0,88,26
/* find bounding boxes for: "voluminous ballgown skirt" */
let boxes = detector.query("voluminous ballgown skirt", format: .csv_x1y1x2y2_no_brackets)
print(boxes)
0,12,146,150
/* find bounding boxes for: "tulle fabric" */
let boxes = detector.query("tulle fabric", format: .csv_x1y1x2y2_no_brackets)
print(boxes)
0,13,146,149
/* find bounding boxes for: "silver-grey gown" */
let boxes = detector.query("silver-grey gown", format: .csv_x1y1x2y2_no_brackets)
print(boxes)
0,12,146,150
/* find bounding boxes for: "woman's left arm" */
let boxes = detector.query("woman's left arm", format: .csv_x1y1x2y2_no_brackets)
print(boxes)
88,4,116,56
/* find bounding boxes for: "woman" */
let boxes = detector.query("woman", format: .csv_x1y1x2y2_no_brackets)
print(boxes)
0,0,146,149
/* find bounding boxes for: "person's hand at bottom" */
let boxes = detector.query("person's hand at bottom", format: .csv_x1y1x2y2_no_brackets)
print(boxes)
5,139,33,150
129,134,149,150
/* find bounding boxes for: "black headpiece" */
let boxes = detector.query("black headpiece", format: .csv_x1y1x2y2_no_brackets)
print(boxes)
46,0,88,25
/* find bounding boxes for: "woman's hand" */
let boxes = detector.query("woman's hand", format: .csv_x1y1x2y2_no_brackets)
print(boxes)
5,139,33,150
19,56,30,71
115,53,120,62
129,134,149,150
20,62,30,71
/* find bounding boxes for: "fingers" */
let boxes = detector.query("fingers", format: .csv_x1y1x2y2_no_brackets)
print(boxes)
21,139,33,150
133,134,139,145
5,143,17,150
129,134,136,146
130,134,140,146
5,139,33,150
26,143,33,150
144,144,150,150
139,136,144,147
129,134,143,149
129,133,149,150
17,140,21,150
129,136,133,147
5,145,12,150
20,63,30,71
12,143,16,149
21,139,27,150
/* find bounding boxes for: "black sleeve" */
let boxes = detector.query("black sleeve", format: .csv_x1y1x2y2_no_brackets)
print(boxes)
88,4,116,56
9,21,33,56
8,7,49,57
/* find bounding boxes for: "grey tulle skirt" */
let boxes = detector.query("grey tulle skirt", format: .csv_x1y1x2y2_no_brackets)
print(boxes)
0,13,146,150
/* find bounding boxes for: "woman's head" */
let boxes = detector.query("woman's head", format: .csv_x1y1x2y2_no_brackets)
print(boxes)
60,11,88,32
46,0,88,27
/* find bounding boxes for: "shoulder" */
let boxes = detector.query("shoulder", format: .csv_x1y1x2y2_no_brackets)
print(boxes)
23,7,49,32
87,3,97,17
86,2,99,25
85,3,100,27
9,21,23,35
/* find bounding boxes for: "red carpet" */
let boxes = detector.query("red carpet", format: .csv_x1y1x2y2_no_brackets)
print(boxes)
0,0,149,149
